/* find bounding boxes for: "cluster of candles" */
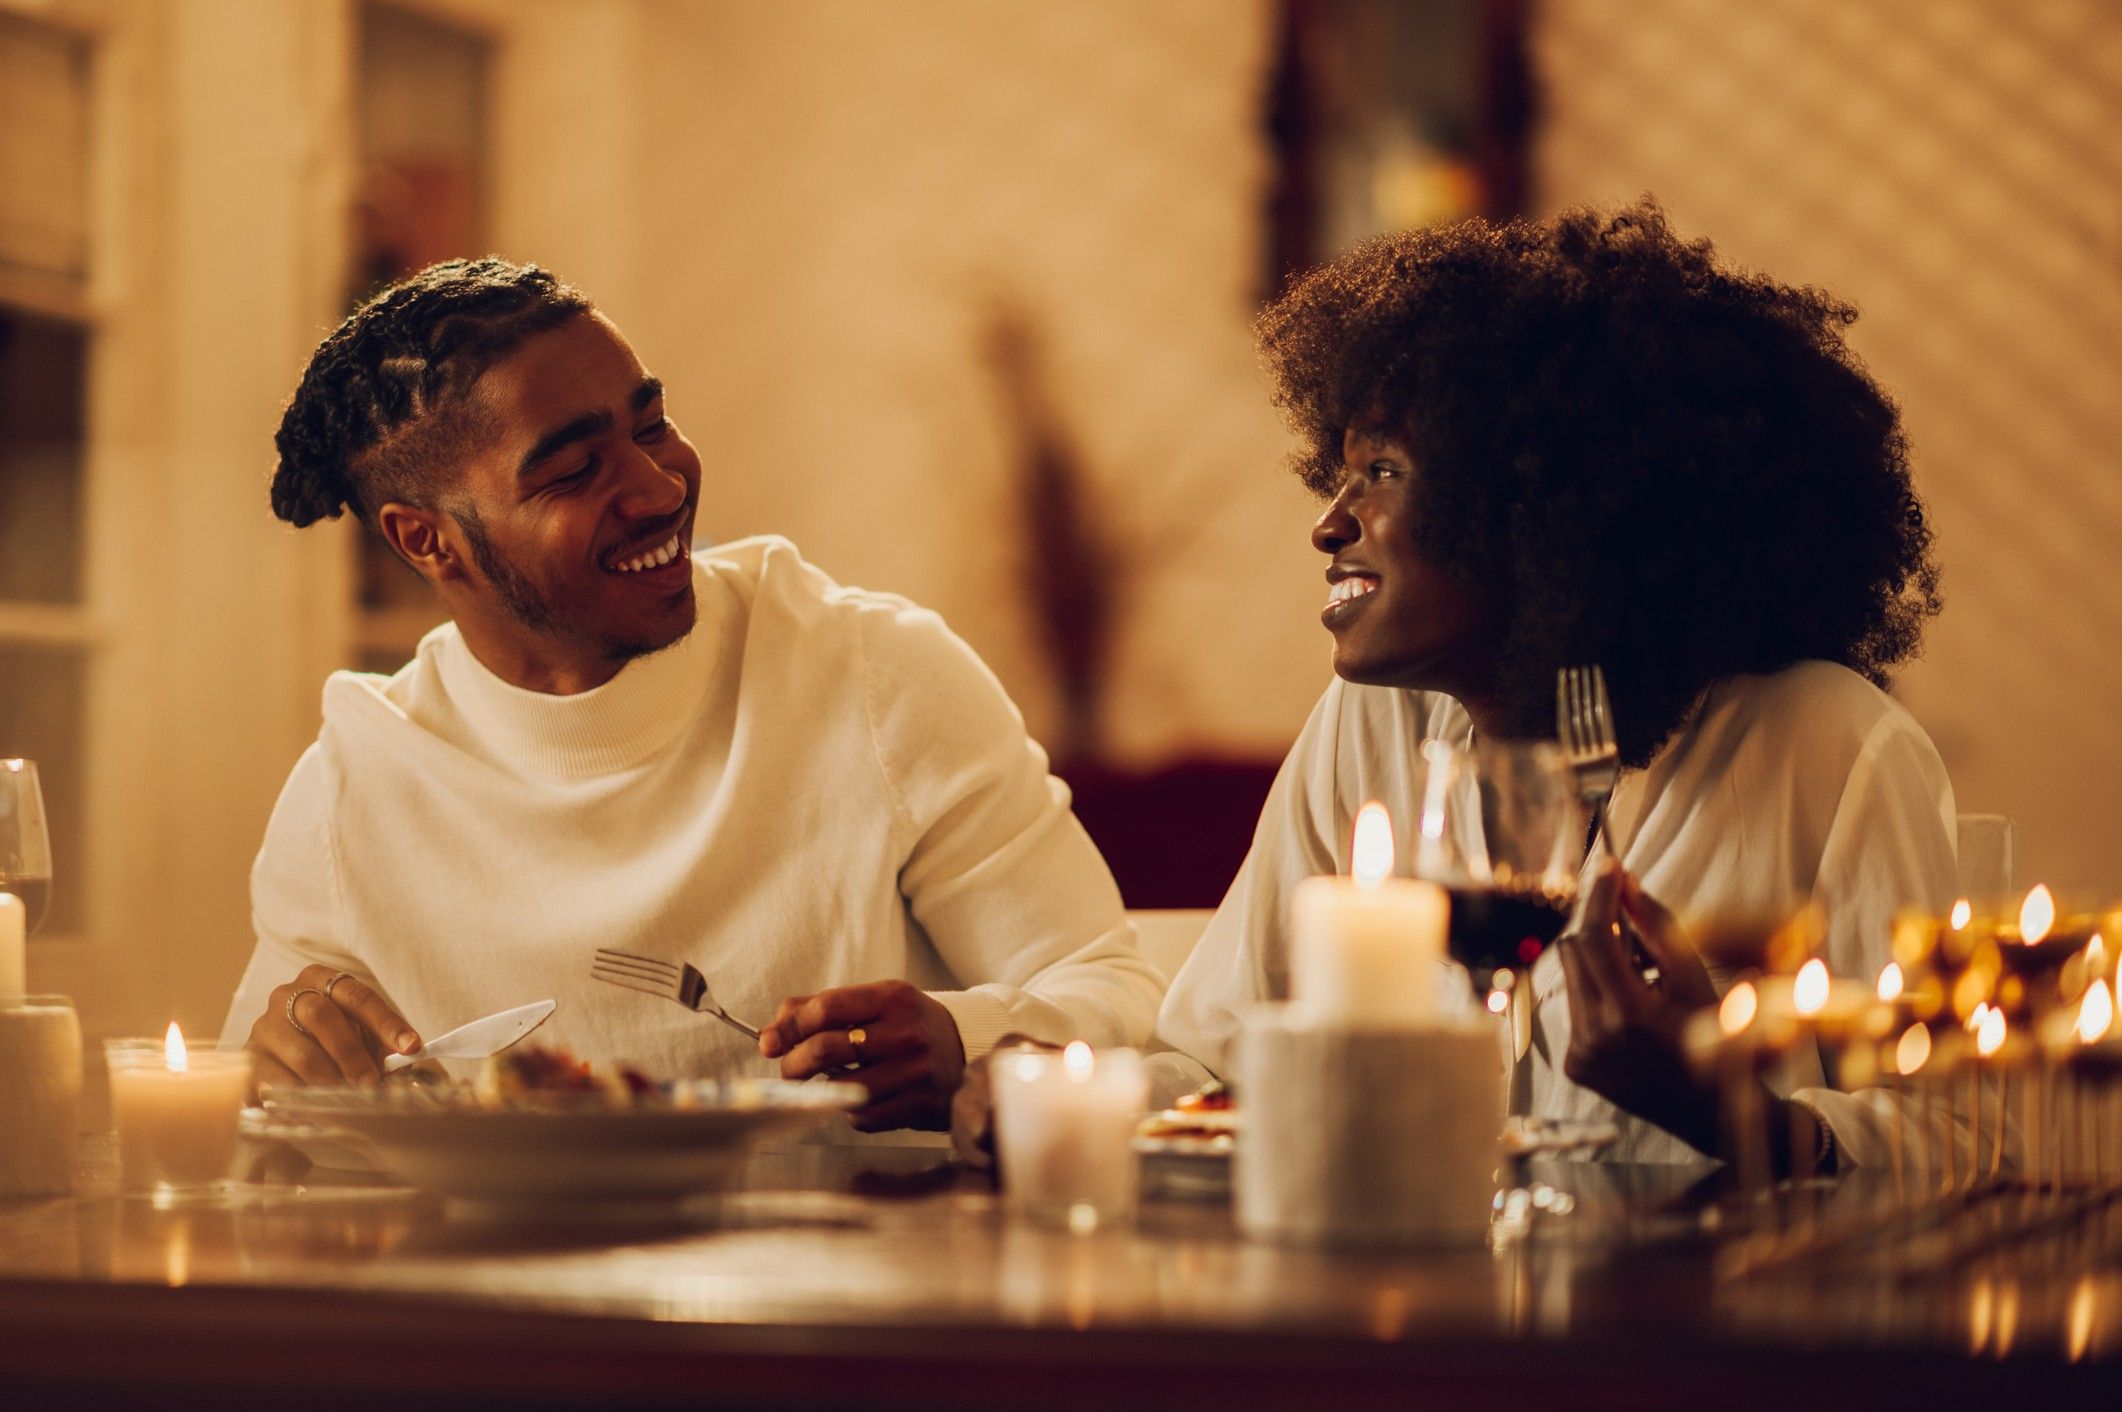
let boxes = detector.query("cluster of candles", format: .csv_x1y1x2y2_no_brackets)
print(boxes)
1686,884,2122,1221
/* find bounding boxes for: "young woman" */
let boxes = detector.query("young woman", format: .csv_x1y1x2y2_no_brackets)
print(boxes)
1151,202,1956,1172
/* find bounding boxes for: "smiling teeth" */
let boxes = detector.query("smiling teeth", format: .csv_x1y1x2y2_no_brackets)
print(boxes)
1327,577,1378,605
611,536,682,573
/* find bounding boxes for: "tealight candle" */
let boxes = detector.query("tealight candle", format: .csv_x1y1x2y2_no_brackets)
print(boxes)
1289,803,1447,1027
992,1042,1148,1230
104,1024,252,1203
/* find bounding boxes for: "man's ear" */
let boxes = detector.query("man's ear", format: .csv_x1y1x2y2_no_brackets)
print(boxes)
376,503,469,586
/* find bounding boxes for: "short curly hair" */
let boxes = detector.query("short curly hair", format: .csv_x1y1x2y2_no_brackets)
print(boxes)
1254,200,1941,766
271,258,590,528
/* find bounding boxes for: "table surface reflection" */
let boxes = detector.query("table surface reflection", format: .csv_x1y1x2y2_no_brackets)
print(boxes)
4,1134,2121,1408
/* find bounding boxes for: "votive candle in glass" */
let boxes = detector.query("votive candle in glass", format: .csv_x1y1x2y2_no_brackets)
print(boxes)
104,1024,251,1204
992,1042,1147,1231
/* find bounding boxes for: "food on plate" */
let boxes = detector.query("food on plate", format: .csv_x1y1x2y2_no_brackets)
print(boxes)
475,1043,655,1104
1134,1080,1239,1153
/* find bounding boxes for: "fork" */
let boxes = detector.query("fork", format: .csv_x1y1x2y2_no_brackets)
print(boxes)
1556,664,1621,859
1558,664,1660,981
591,948,761,1041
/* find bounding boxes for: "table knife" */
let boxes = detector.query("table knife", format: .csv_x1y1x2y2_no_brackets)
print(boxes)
381,998,557,1073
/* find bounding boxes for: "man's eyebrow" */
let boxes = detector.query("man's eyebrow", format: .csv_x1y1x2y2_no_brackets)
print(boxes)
517,409,613,480
632,376,663,413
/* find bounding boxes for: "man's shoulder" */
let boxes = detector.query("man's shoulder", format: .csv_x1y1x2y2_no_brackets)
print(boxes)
699,534,924,629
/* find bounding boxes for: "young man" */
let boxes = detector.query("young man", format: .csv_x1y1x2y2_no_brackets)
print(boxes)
220,258,1161,1132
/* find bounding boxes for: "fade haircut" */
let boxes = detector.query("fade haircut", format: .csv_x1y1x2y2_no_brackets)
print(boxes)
269,258,591,528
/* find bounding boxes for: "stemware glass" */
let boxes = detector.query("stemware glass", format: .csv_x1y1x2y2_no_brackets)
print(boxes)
0,760,52,938
1413,739,1589,1237
1412,738,1585,1003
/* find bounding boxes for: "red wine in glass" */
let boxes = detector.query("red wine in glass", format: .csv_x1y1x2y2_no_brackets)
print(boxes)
1445,883,1573,994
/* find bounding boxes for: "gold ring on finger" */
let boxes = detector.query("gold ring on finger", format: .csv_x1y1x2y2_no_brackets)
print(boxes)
846,1026,868,1062
285,986,325,1038
322,970,356,1002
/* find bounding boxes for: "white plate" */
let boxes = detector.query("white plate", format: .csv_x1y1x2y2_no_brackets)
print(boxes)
266,1079,865,1205
240,1105,389,1174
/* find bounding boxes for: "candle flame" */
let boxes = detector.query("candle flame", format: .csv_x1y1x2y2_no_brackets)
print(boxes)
1968,1001,1991,1032
1351,802,1394,887
1486,988,1509,1015
164,1020,188,1073
2020,884,2055,944
2091,934,2109,975
1793,959,1830,1017
2080,980,2114,1046
1719,981,1758,1036
1895,1023,1932,1075
1063,1040,1094,1079
1877,962,1904,1003
1977,1007,2007,1058
1950,898,1972,930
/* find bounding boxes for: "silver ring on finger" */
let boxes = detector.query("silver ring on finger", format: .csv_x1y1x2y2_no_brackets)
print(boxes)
322,970,356,1002
285,986,325,1038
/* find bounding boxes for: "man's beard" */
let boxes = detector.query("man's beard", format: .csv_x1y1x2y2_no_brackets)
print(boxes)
453,505,688,666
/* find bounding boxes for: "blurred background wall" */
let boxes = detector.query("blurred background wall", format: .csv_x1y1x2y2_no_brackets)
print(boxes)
1,0,2117,1040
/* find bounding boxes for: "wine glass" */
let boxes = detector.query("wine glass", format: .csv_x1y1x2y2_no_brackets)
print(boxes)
1412,738,1585,1002
0,759,53,937
1413,738,1587,1237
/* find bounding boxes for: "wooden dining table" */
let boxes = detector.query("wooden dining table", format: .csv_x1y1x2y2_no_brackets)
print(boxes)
3,1128,2120,1410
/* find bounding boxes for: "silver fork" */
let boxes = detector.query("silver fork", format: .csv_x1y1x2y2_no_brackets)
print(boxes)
1556,664,1620,860
591,948,761,1040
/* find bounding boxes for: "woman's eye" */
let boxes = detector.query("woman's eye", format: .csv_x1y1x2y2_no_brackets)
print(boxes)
1368,461,1401,482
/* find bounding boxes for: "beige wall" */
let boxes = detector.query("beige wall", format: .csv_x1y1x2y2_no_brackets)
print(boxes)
609,0,1324,764
1532,0,2122,892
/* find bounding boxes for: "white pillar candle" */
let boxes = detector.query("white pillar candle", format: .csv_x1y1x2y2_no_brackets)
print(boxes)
104,1024,252,1200
0,893,25,1005
1289,803,1447,1028
0,994,82,1197
992,1042,1148,1229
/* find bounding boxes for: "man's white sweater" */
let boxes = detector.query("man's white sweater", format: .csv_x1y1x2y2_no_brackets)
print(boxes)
220,536,1162,1079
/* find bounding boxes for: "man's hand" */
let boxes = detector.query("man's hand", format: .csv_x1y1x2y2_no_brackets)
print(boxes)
759,980,967,1132
245,964,419,1093
1557,862,1724,1152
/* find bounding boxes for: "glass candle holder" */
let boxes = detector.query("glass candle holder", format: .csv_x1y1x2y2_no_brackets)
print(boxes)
104,1035,251,1205
992,1043,1147,1231
0,995,82,1197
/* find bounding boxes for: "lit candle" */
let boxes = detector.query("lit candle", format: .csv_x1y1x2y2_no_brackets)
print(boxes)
1753,958,1874,1041
992,1041,1148,1230
104,1024,252,1202
0,892,24,1005
1289,803,1448,1027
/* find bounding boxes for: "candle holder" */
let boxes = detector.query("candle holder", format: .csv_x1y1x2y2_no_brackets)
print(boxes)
105,1035,252,1207
0,994,82,1197
992,1043,1147,1232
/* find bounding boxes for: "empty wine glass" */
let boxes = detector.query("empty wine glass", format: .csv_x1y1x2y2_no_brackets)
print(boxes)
0,759,53,938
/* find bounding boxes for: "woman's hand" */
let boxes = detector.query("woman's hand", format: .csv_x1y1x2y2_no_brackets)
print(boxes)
245,965,420,1094
1557,863,1724,1153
